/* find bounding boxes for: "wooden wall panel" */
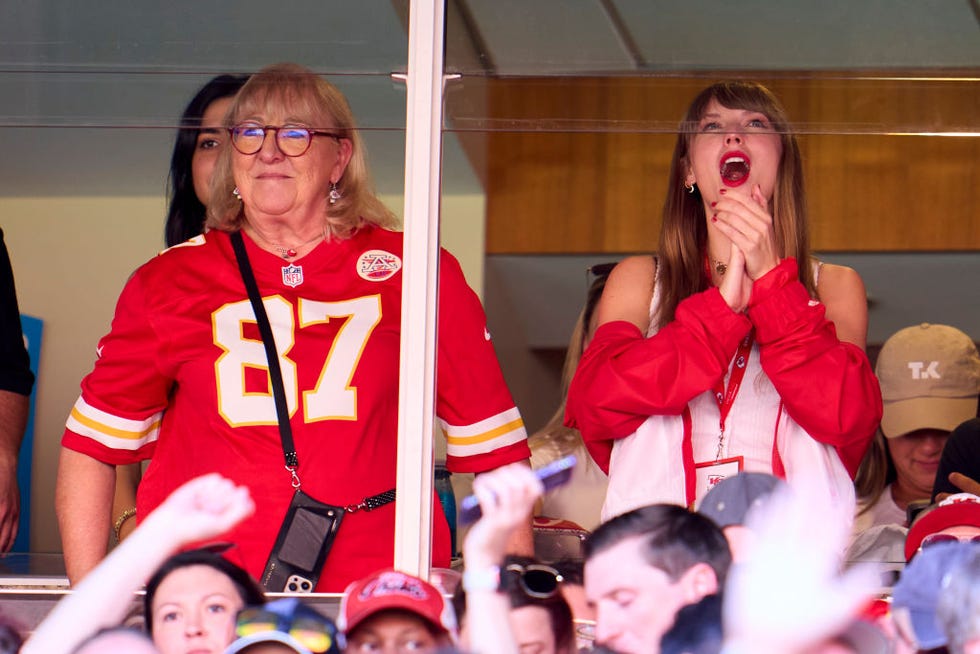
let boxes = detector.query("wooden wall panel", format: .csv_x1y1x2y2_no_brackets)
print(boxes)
474,75,979,254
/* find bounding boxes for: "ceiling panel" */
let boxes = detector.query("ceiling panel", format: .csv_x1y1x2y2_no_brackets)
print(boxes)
615,0,980,71
458,0,634,73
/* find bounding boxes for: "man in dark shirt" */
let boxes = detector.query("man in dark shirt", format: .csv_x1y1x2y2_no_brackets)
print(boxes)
0,228,34,552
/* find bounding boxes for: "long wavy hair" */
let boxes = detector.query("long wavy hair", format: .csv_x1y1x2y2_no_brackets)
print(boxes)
656,81,814,329
164,74,250,247
208,62,397,238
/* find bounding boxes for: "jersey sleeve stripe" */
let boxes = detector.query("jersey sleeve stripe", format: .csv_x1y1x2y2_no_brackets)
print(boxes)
441,407,527,458
439,407,523,438
444,418,525,446
66,396,162,446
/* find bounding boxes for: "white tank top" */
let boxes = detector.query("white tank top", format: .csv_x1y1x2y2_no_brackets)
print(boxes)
601,259,854,521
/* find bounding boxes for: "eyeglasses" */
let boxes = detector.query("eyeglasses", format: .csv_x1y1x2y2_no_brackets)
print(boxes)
236,607,336,653
230,123,344,157
504,563,564,599
919,532,980,552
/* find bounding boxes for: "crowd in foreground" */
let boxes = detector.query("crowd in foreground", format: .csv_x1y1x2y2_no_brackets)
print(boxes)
2,460,977,654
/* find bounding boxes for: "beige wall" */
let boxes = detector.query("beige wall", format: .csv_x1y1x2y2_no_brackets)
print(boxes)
1,192,485,552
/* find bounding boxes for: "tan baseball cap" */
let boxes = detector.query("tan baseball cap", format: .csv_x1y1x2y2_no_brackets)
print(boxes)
876,323,980,438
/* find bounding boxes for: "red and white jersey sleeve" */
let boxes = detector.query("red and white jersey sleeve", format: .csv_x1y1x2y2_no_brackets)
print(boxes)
435,252,530,473
748,258,881,477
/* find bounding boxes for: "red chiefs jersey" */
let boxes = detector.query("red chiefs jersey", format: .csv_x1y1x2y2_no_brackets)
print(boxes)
63,226,529,591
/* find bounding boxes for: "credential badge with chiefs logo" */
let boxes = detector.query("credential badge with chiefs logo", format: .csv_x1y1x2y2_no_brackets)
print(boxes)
357,249,402,282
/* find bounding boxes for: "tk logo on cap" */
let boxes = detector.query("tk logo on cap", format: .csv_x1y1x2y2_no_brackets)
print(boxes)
908,360,940,380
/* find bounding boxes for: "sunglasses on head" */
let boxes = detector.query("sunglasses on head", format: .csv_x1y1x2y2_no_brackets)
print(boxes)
918,532,980,552
236,607,335,653
504,563,564,599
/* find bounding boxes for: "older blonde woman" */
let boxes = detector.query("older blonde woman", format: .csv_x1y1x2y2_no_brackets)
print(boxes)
57,63,530,592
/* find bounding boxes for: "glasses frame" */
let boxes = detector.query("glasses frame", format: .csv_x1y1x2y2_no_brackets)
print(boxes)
229,123,345,157
503,562,564,599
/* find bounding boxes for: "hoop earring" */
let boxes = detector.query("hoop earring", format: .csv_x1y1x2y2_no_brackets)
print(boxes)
328,181,342,205
232,187,242,200
685,181,696,195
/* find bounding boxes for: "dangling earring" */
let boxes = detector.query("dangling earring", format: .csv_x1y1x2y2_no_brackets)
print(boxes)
232,187,241,200
684,181,696,194
328,181,342,205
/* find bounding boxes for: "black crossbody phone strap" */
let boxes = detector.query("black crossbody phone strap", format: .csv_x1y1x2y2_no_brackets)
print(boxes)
229,231,396,510
231,231,301,485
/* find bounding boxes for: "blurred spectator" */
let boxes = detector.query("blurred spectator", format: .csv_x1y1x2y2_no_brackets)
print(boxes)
226,597,340,654
0,617,23,654
855,324,980,534
550,558,597,650
936,544,980,654
0,228,34,554
460,462,548,654
454,554,575,654
697,472,786,563
529,267,609,531
71,627,158,654
892,541,980,652
933,418,980,502
338,569,456,654
164,73,250,247
583,504,730,654
722,471,876,654
22,474,254,654
905,493,980,562
660,593,723,654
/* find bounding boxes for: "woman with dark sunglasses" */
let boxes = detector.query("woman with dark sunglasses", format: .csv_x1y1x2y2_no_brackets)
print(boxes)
56,62,531,593
453,555,575,654
456,463,574,654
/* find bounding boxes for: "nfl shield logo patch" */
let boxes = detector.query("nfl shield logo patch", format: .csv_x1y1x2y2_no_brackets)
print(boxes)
281,264,304,288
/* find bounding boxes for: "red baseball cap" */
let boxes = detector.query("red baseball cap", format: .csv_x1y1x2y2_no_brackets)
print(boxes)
338,569,457,639
905,493,980,561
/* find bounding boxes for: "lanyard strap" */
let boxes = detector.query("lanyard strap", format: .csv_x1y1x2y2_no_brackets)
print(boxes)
231,231,397,510
231,231,299,477
710,331,754,460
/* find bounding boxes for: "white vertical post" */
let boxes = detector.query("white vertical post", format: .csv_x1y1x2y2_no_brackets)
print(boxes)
394,0,445,576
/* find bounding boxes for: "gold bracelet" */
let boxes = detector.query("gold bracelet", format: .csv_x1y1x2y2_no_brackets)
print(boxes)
113,507,137,542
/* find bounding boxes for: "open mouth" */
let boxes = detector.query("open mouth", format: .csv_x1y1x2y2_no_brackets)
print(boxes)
719,152,750,187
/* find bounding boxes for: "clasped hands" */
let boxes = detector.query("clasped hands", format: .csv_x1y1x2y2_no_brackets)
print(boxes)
711,184,781,314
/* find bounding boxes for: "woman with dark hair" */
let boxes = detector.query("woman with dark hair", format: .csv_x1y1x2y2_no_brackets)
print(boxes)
144,548,265,654
164,74,250,247
112,74,250,545
566,81,881,519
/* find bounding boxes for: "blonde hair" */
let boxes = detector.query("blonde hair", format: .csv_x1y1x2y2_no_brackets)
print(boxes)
656,81,814,329
207,62,397,237
528,273,608,456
